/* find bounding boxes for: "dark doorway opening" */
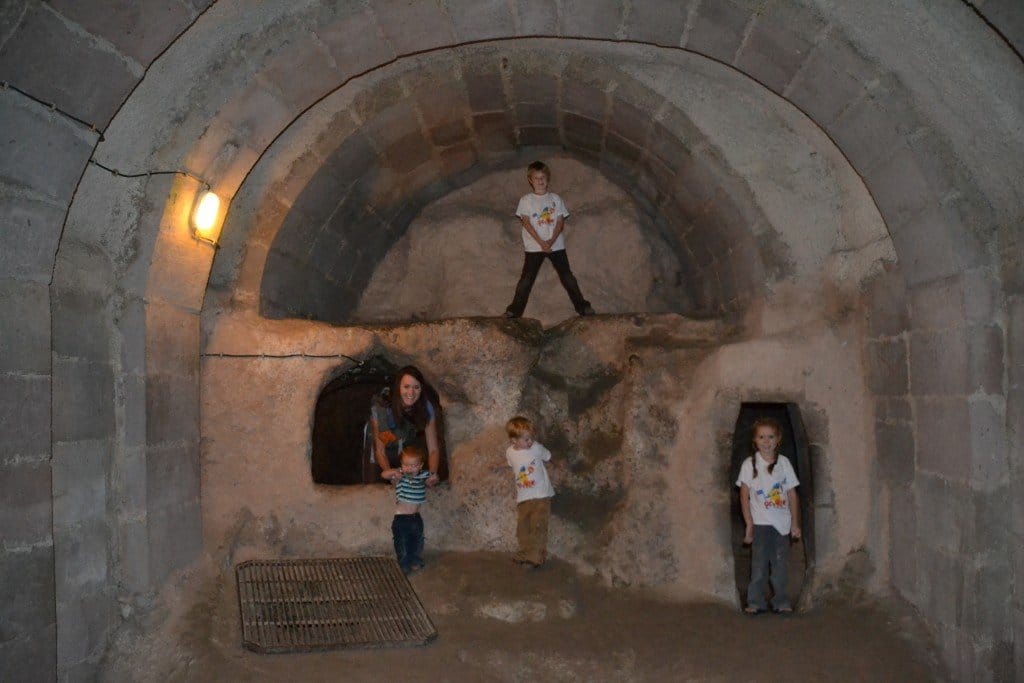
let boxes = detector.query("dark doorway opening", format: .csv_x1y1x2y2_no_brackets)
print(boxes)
730,402,814,609
312,356,449,485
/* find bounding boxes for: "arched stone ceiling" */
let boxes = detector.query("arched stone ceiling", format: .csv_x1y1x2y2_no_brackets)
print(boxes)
246,44,774,322
202,39,892,326
1,1,1022,681
77,0,1022,315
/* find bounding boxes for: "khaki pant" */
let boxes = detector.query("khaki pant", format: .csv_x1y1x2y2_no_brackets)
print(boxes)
515,497,551,565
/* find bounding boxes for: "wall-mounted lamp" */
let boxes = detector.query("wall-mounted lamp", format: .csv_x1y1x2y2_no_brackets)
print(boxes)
191,189,223,244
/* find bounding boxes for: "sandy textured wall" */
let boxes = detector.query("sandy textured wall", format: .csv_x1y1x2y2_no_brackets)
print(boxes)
353,156,691,326
201,312,875,605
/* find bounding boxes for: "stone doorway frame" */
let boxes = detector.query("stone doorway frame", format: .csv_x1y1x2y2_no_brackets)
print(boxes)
728,401,816,610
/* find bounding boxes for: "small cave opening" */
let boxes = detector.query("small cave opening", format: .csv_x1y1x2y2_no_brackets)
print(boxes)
311,356,449,485
729,402,815,609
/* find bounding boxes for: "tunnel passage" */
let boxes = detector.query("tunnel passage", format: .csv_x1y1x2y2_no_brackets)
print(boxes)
0,0,1016,679
730,402,815,609
312,356,449,485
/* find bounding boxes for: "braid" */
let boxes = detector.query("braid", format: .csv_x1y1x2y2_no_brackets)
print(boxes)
750,454,779,479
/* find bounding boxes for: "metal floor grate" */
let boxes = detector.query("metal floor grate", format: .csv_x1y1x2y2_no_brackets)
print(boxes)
236,556,437,653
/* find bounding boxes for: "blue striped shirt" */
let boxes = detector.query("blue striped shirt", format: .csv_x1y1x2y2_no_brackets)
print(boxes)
396,471,430,505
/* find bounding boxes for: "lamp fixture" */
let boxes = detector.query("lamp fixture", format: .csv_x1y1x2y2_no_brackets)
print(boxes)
192,189,222,244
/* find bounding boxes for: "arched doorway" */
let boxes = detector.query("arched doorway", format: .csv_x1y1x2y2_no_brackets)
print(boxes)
311,357,449,485
730,402,815,609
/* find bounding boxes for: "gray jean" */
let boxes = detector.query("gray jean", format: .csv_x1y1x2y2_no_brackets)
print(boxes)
747,525,791,611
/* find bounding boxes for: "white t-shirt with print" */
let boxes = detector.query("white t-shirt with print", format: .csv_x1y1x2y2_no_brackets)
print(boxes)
506,442,555,503
515,192,569,252
735,453,799,534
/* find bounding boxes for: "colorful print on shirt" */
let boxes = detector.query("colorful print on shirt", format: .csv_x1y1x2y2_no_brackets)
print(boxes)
755,481,789,510
534,205,556,228
516,463,537,489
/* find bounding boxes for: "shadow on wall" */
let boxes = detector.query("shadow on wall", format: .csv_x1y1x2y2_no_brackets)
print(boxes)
730,402,815,610
311,355,449,485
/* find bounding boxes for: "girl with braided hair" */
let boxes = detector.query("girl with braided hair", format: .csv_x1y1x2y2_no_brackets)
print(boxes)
736,418,802,614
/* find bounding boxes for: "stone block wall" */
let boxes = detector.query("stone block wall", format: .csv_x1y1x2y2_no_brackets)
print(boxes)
908,271,1012,680
43,168,210,681
1001,220,1024,679
0,1,1020,680
866,261,1016,680
969,0,1024,56
0,87,96,682
143,297,203,585
1,1,206,676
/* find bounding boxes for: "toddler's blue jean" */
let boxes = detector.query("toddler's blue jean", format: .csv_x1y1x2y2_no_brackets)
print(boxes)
747,525,791,611
392,512,424,574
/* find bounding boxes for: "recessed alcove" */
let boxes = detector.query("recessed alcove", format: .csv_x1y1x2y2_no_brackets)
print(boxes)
311,356,449,485
350,156,694,327
730,402,814,610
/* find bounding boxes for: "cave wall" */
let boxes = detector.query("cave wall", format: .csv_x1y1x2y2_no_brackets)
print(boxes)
201,313,875,607
0,1,1021,680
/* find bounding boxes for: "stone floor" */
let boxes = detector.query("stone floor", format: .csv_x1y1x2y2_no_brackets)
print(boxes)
103,551,946,682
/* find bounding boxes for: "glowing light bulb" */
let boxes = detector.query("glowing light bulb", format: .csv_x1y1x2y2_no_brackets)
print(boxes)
192,190,221,242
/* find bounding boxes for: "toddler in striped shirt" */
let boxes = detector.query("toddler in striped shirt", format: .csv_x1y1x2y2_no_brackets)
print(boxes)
382,445,431,574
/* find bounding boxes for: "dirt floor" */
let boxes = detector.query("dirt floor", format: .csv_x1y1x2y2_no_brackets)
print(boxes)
103,551,946,682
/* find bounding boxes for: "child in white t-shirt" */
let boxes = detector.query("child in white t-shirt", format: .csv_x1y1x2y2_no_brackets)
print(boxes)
505,416,555,567
504,160,594,318
736,418,802,614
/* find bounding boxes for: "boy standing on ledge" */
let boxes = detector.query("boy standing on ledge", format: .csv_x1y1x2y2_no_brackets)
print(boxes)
504,160,595,318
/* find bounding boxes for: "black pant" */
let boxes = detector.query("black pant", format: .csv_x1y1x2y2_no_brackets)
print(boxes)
391,513,424,574
506,250,591,317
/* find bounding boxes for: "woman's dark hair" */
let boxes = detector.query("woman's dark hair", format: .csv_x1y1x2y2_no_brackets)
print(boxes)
750,417,783,478
389,365,432,430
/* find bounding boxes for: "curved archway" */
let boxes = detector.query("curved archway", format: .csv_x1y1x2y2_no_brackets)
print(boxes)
0,1,1017,679
311,356,450,485
311,356,394,485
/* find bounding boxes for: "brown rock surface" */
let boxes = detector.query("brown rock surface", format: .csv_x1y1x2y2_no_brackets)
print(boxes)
201,311,876,605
